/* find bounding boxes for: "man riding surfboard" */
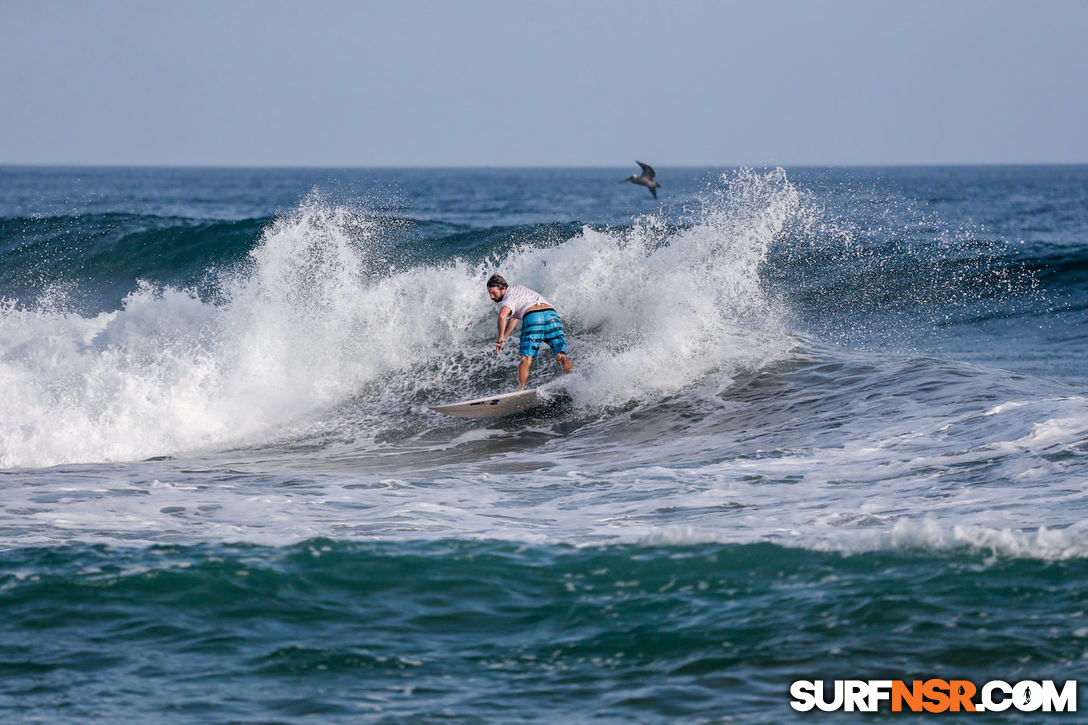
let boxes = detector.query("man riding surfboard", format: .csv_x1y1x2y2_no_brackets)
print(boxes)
487,274,574,390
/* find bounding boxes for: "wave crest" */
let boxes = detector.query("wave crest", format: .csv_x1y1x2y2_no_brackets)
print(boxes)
1,170,808,468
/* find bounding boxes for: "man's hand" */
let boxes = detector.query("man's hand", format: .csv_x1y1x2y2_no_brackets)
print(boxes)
496,337,505,354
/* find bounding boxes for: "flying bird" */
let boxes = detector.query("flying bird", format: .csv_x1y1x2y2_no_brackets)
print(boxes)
620,161,660,199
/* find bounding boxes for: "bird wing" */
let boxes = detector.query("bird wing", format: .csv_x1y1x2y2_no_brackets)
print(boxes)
636,161,655,179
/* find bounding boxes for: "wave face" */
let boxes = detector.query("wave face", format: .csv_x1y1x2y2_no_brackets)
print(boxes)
0,170,804,469
1,165,1086,722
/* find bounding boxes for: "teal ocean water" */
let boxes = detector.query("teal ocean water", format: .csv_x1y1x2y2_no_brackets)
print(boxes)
1,166,1087,722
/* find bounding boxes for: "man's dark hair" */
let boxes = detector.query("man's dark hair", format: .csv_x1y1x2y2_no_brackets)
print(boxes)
486,274,508,289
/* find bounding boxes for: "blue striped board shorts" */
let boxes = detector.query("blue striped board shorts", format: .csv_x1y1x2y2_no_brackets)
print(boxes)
519,308,568,357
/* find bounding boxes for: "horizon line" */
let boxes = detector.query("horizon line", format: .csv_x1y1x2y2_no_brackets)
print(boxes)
4,161,1088,171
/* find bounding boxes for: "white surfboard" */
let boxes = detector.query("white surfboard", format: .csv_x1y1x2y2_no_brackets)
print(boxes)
430,389,539,418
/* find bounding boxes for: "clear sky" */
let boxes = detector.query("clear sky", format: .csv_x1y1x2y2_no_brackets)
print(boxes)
2,0,1086,167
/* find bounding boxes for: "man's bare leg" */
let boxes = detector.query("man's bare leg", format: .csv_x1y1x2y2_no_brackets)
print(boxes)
556,353,573,374
518,356,533,390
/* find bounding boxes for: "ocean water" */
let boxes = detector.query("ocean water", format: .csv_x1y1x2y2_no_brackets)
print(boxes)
1,165,1086,722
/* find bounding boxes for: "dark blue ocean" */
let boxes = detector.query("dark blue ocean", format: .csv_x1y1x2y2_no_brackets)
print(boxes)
1,165,1087,722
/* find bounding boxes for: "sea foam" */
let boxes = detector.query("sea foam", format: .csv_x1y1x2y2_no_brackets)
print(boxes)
0,170,807,468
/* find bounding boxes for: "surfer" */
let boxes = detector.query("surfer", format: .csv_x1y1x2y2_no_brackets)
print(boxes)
487,274,574,390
